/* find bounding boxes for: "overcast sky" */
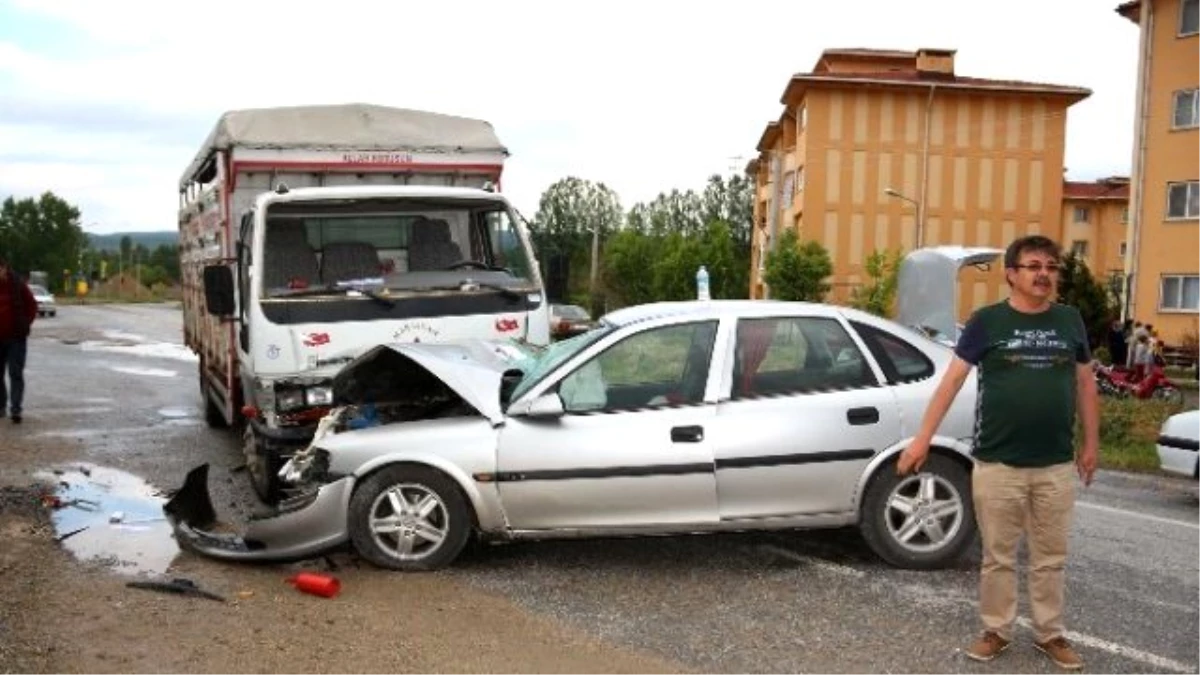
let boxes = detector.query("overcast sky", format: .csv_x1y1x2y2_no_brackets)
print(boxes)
0,0,1139,235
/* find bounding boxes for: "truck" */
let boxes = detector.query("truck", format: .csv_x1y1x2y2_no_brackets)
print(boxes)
178,103,551,502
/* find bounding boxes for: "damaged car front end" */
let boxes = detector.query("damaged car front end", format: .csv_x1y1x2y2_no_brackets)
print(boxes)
164,339,537,564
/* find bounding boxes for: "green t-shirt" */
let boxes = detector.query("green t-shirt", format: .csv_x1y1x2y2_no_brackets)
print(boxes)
954,301,1091,467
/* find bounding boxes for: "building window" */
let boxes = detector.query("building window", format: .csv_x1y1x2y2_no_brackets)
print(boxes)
782,171,795,208
1119,242,1128,258
1173,89,1199,128
1181,0,1199,36
1167,181,1200,219
1070,240,1089,257
796,166,805,192
1160,275,1200,311
1120,207,1129,223
1073,206,1090,223
797,105,807,133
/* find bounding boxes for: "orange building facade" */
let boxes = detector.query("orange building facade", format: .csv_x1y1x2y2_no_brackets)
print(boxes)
1118,0,1199,343
1060,177,1131,289
750,48,1091,322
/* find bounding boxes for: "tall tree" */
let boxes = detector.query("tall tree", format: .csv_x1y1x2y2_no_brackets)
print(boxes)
532,177,623,306
1056,252,1114,349
849,249,904,318
0,192,87,292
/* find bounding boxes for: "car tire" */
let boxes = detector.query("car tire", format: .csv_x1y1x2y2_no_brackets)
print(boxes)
348,465,471,571
859,453,975,570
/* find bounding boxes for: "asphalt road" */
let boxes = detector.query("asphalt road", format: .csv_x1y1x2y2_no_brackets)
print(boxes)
15,302,1200,673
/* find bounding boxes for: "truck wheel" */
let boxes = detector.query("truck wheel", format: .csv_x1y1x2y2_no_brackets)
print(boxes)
243,425,281,504
859,453,976,569
348,465,471,571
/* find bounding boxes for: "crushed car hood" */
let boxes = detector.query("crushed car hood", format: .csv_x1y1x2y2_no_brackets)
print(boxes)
331,339,537,426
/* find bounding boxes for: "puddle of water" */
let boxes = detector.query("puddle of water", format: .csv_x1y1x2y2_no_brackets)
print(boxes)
156,407,194,419
109,365,179,378
35,464,179,576
80,340,198,363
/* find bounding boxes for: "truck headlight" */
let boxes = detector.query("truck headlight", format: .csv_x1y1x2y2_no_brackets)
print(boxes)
305,386,333,406
276,387,306,412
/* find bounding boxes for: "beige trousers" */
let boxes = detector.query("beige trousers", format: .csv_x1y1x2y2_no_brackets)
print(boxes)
971,460,1076,642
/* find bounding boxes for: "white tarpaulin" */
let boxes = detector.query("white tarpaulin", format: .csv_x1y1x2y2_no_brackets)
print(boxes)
181,104,506,187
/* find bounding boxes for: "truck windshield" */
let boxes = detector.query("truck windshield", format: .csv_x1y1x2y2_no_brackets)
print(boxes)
259,197,537,298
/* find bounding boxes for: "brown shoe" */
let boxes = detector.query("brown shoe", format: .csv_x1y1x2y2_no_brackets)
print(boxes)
1035,636,1084,670
965,631,1011,662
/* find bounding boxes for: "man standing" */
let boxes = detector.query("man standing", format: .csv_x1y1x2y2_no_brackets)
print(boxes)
0,256,38,423
897,235,1099,670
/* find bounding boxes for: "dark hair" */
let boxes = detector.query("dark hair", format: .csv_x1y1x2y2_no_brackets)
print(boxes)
1004,235,1061,269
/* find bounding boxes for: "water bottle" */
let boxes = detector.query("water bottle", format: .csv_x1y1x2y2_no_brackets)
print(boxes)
696,265,710,301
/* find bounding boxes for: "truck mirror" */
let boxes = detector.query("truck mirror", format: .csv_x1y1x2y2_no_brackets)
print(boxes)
202,265,236,317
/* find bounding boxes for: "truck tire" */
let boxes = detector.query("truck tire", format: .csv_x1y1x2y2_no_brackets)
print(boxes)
243,425,281,504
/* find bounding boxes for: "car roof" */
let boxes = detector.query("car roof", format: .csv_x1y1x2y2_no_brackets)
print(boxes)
601,300,865,328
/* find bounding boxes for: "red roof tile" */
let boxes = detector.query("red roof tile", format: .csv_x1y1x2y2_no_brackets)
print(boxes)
782,70,1091,105
1063,180,1130,199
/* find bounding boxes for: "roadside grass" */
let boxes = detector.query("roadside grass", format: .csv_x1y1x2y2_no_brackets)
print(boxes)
1094,397,1189,473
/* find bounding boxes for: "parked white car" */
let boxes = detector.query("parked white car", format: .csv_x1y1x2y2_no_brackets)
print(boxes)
30,284,56,317
1156,409,1199,479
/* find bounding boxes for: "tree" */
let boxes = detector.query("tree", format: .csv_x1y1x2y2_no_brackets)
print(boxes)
532,177,623,307
1056,253,1114,349
0,192,87,292
849,249,903,317
762,230,832,302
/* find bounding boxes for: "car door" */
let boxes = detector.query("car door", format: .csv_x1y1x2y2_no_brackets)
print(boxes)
710,314,902,521
496,319,722,531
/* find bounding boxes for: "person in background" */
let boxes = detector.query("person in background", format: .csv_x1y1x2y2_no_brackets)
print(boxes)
898,235,1099,671
1106,318,1127,367
0,255,38,423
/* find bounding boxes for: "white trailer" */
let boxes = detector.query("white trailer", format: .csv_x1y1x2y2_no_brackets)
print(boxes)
178,104,549,501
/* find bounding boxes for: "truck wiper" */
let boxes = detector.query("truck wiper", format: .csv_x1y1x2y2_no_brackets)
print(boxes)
420,280,523,302
269,285,395,308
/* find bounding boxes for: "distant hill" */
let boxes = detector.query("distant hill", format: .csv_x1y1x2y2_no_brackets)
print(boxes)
87,231,178,252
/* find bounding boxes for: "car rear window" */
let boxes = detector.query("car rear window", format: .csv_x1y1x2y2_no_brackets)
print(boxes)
850,321,935,384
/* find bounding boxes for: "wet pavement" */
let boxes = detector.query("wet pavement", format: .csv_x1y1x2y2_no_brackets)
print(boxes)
8,302,1199,674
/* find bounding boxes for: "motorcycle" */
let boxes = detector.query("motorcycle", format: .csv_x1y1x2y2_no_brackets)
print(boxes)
1093,362,1184,406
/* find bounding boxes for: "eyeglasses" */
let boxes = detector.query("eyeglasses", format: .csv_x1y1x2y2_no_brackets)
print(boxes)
1012,263,1061,273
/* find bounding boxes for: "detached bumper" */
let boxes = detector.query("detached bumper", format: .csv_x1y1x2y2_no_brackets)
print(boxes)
163,464,353,562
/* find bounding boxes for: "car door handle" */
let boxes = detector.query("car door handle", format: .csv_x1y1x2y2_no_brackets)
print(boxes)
847,407,880,426
671,425,704,443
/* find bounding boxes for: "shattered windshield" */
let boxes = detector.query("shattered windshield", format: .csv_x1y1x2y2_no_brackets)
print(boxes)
508,325,614,403
260,197,537,298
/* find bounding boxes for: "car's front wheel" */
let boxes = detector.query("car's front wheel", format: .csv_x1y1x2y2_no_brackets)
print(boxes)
348,465,471,571
859,453,975,569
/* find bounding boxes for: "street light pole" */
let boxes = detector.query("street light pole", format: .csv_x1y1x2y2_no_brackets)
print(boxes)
884,187,923,249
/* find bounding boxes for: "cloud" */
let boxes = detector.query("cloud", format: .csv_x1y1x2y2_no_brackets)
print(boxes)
0,0,1139,233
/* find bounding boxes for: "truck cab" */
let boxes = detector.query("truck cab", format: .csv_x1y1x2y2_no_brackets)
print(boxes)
178,105,549,501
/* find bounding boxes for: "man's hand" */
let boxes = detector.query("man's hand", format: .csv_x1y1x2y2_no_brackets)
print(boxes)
1076,443,1098,486
896,439,930,476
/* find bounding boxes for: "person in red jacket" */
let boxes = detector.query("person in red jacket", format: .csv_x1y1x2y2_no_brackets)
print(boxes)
0,255,37,423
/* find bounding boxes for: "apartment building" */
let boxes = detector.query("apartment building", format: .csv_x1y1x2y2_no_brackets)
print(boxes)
1061,176,1131,289
749,48,1091,323
1118,0,1199,343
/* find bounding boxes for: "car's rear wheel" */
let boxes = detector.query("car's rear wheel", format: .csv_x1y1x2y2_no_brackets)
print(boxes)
859,453,975,569
348,465,471,571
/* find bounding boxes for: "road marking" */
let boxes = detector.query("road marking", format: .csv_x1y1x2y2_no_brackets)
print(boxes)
1076,500,1199,530
1015,617,1194,674
757,542,1195,673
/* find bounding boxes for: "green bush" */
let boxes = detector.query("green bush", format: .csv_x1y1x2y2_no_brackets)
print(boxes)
1089,397,1183,472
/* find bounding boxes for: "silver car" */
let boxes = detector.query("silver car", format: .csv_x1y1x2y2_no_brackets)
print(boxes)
30,284,56,317
166,300,980,571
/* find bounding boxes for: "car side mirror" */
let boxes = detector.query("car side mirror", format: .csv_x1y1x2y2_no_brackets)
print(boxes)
514,393,565,419
203,265,236,318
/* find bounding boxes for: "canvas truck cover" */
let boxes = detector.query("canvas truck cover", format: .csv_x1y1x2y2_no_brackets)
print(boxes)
896,246,1003,344
180,104,508,189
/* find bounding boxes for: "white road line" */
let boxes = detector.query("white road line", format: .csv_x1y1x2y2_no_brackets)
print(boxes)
755,543,1195,673
756,544,866,579
1015,618,1195,674
1076,500,1199,530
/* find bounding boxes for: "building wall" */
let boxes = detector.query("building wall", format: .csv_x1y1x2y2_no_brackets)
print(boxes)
775,87,1072,319
1126,0,1200,342
1061,198,1129,282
